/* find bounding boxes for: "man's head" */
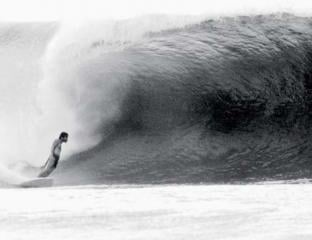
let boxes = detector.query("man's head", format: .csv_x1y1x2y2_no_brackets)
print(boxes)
59,132,69,143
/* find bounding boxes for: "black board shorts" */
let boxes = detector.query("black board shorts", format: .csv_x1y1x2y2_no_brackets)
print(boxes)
52,154,60,168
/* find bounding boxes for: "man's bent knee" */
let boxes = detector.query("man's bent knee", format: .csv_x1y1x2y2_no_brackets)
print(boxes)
38,166,56,178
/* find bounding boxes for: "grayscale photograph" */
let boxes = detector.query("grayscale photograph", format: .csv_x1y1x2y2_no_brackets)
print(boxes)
0,0,312,239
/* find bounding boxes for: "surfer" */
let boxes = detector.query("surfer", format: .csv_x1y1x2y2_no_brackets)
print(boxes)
38,132,69,178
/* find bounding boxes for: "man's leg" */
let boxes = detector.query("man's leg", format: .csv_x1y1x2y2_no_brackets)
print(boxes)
38,157,57,178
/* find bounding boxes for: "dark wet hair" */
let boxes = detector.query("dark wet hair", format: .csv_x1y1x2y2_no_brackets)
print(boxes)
59,132,69,139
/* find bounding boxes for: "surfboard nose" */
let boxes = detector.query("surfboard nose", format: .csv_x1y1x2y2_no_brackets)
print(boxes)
19,178,54,188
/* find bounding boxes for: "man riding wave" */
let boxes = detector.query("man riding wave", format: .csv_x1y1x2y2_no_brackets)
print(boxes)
38,132,69,178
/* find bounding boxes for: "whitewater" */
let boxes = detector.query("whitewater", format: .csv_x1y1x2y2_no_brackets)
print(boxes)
2,184,312,240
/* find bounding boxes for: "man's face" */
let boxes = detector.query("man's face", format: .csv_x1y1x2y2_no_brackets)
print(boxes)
62,136,68,143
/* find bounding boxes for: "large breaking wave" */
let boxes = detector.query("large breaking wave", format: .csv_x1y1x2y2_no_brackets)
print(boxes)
2,13,312,185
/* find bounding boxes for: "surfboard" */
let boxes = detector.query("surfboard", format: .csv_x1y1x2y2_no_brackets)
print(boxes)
18,178,53,188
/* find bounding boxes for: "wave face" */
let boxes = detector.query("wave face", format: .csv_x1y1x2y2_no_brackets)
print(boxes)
2,14,312,185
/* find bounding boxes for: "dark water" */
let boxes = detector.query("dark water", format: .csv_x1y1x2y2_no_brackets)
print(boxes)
47,13,312,185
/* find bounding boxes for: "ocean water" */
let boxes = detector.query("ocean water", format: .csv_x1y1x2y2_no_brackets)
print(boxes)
2,13,312,239
1,14,312,185
1,184,312,240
